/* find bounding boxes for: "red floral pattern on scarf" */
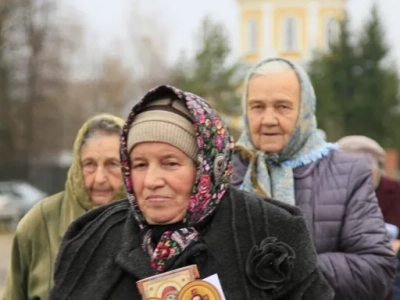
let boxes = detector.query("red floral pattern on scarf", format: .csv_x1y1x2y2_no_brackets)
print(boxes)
120,85,233,272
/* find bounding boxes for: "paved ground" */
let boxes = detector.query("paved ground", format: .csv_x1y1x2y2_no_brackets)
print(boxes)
0,234,13,297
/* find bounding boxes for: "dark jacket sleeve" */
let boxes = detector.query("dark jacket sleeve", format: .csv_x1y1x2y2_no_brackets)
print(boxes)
392,251,400,300
264,198,335,300
49,200,129,300
318,158,397,300
49,212,94,300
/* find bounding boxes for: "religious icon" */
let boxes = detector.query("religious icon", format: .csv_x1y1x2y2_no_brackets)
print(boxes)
136,265,200,300
177,280,222,300
161,286,179,300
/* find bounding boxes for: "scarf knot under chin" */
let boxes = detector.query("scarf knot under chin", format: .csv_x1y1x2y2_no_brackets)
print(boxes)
237,58,338,204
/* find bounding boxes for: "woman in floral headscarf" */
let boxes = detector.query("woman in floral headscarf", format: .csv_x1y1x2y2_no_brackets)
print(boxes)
232,57,396,300
49,85,333,300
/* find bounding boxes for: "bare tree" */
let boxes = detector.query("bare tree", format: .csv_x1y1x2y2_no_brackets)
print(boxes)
0,0,85,178
0,0,16,168
67,2,175,122
66,41,133,121
19,0,55,166
128,0,173,100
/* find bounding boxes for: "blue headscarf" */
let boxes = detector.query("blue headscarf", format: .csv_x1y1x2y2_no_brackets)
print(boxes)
236,58,337,205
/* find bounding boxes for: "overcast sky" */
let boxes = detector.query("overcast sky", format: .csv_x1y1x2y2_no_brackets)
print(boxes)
63,0,400,66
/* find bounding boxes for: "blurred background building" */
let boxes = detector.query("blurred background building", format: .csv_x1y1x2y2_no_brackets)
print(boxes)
0,0,399,229
238,0,346,65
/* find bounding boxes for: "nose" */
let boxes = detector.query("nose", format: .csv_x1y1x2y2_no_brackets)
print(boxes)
94,166,107,184
260,107,278,126
143,165,164,189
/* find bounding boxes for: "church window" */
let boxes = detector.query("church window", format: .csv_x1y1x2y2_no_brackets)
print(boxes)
247,19,258,53
283,16,298,51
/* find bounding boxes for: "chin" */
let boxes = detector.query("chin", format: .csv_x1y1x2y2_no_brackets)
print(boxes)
145,215,183,225
260,145,284,154
91,196,113,206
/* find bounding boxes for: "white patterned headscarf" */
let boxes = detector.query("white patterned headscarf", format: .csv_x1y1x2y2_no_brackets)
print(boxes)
236,58,337,205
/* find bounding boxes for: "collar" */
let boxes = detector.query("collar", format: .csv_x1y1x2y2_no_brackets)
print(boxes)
114,196,230,280
58,190,87,239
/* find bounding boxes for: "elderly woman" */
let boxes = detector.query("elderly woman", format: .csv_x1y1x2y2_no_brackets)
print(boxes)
337,135,400,300
48,85,333,300
2,114,126,300
337,135,400,243
232,58,397,300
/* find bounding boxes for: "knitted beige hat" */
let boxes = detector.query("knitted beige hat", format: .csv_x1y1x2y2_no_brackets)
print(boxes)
127,98,197,160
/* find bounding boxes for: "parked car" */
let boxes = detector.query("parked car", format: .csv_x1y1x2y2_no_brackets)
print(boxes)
0,193,20,231
0,181,47,219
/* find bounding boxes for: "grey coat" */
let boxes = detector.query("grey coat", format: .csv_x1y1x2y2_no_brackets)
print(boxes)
232,149,397,300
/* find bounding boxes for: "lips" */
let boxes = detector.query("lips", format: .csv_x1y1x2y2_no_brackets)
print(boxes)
92,189,111,196
146,195,170,203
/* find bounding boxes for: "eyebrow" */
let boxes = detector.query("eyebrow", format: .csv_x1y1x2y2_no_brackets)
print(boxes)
130,156,145,161
275,99,293,105
105,157,120,162
248,98,292,105
81,156,119,162
131,153,180,160
248,99,264,105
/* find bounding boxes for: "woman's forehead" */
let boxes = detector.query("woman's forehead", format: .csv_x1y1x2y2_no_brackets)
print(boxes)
247,72,300,100
130,142,188,158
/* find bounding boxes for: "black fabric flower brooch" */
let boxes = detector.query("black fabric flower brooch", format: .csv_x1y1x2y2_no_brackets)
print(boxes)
246,237,295,292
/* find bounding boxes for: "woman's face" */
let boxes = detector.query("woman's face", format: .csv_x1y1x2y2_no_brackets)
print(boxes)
246,70,300,153
80,134,123,206
130,142,197,225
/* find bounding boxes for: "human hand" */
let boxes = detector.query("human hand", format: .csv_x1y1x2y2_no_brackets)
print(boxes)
391,239,400,253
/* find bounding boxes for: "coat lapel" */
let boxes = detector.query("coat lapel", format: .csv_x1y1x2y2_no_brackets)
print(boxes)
115,211,156,280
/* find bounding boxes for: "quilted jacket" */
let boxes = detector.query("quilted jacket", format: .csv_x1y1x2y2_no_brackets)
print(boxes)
232,149,397,300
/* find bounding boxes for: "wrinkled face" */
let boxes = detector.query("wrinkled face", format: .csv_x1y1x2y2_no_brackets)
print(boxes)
130,142,197,225
247,70,300,153
81,134,123,206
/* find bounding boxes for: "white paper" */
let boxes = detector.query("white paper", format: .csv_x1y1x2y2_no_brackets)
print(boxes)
203,274,227,300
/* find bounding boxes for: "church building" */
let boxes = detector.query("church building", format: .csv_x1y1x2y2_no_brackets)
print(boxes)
237,0,347,66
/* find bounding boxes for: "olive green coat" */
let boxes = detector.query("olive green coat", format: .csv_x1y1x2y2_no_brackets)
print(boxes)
2,114,126,300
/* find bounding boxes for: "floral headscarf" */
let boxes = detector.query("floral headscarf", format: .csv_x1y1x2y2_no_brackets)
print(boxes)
236,58,337,204
120,85,234,272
